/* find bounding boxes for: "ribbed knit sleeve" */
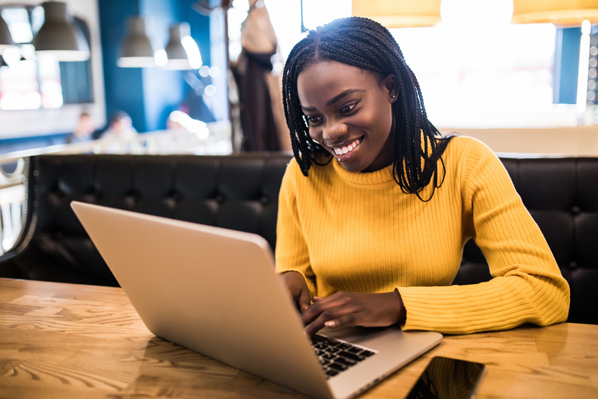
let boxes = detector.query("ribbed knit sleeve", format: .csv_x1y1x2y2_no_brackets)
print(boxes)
275,160,317,296
399,139,570,334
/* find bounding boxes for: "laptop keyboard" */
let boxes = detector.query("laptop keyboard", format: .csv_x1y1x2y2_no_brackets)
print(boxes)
310,334,376,378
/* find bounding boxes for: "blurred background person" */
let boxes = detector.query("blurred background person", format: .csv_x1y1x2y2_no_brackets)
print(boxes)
100,111,137,140
67,112,96,144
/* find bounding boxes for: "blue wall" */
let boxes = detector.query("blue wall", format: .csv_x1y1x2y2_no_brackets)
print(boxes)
141,0,184,132
99,0,146,132
98,0,212,133
554,27,582,105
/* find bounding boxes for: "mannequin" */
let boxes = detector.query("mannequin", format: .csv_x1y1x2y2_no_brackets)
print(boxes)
233,0,290,151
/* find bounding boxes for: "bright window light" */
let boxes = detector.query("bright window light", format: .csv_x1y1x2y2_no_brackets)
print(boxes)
392,23,559,128
441,0,513,26
301,0,351,31
264,0,581,128
0,6,65,111
1,8,34,43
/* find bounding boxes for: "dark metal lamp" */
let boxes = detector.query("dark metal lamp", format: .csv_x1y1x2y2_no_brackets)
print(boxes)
32,1,90,62
163,22,202,70
118,16,166,68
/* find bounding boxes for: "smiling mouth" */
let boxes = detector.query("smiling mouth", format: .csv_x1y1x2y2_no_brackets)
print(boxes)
328,137,363,157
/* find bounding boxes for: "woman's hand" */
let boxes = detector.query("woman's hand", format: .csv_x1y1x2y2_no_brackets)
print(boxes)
301,291,406,336
278,271,312,313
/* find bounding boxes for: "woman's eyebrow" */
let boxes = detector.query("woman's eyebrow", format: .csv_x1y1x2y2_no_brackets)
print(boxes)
325,89,364,106
301,89,365,112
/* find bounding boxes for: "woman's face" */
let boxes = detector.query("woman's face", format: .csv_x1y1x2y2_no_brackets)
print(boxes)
297,61,396,173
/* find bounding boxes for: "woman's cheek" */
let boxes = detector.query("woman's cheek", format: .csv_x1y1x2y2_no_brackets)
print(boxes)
309,128,322,143
352,110,377,130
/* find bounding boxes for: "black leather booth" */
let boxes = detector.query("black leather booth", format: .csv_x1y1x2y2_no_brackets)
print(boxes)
0,154,596,325
0,154,290,286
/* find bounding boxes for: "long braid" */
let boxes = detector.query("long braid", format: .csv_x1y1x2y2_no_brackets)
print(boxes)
282,17,454,200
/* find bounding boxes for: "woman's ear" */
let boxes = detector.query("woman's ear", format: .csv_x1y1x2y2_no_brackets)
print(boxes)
383,74,398,103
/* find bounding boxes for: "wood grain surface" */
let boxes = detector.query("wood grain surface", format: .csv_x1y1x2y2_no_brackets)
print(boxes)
0,277,596,399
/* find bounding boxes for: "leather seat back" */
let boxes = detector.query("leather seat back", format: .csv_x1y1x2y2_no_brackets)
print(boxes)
2,154,290,285
1,154,596,324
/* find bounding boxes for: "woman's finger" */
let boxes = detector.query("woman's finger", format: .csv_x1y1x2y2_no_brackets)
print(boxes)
279,272,311,313
304,302,357,336
324,312,359,329
299,288,311,313
302,294,351,326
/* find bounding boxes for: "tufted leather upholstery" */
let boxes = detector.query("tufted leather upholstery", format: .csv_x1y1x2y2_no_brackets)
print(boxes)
0,154,596,324
456,157,598,325
0,154,290,286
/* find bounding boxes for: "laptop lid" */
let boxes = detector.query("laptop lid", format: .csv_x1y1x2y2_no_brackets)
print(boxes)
71,201,442,399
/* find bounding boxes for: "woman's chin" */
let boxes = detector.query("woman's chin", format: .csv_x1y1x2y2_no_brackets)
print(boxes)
337,156,368,173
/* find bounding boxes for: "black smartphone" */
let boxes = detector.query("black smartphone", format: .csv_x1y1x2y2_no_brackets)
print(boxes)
405,356,486,399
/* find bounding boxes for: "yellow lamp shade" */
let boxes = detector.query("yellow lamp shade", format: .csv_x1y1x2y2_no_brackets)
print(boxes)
512,0,598,26
352,0,442,28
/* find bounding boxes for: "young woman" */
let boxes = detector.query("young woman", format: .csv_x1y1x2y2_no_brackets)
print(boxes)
275,17,569,335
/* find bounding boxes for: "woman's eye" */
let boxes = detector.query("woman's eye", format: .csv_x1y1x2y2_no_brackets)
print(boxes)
307,116,322,125
340,102,358,113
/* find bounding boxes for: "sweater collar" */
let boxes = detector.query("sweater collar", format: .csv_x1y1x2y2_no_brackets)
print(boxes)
331,158,396,187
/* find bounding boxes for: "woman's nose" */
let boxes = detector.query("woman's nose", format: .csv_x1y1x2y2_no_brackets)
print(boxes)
322,120,348,141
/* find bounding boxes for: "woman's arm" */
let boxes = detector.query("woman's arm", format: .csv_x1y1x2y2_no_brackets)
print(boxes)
275,161,318,306
399,139,570,334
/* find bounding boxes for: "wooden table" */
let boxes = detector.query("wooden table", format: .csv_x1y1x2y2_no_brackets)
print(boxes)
1,277,597,399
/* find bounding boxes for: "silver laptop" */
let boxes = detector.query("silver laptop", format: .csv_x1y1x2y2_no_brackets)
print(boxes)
71,201,442,399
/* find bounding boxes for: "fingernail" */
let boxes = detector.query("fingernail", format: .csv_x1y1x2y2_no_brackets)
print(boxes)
325,321,335,327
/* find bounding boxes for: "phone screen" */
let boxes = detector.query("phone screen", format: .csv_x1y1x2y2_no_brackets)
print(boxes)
405,356,486,399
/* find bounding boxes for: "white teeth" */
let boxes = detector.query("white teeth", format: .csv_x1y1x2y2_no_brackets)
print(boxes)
332,139,360,156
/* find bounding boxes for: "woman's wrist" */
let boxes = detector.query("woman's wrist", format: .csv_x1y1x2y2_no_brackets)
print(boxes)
393,288,407,323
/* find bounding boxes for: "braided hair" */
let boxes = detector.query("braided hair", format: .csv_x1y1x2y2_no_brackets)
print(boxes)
282,17,454,201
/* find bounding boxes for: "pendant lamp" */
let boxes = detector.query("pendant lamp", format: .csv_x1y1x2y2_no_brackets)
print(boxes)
352,0,442,28
0,13,15,54
32,1,90,61
163,22,202,70
118,17,166,68
512,0,598,26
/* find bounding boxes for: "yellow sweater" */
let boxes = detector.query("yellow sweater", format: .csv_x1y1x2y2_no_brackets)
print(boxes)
275,136,570,334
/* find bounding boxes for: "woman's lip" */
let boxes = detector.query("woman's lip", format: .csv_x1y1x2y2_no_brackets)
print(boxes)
329,137,363,161
326,136,363,150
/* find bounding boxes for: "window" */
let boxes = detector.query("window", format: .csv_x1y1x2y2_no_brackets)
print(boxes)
265,1,589,129
0,5,93,111
391,23,559,128
59,17,94,104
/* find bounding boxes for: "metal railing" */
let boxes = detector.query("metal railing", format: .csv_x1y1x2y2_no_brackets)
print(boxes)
0,122,232,255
